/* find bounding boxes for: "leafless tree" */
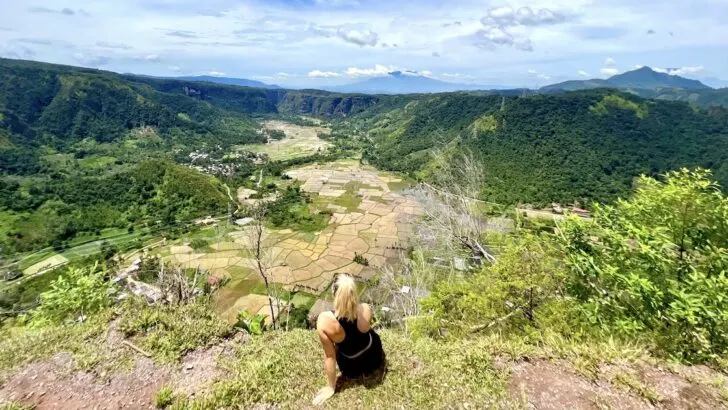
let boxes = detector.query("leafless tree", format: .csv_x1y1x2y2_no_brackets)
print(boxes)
374,253,435,334
246,202,280,329
157,263,201,305
412,149,496,263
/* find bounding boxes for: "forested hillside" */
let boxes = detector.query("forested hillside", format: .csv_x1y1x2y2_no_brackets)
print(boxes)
358,90,728,205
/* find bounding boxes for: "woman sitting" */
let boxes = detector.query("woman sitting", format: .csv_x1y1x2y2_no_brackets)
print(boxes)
313,274,385,405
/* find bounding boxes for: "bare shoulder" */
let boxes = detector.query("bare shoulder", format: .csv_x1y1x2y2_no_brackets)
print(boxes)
359,303,372,316
357,303,372,332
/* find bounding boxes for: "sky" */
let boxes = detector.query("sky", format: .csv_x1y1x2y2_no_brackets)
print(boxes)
2,0,728,89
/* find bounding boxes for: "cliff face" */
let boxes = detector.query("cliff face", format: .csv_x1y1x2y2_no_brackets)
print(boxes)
276,92,380,116
126,74,380,117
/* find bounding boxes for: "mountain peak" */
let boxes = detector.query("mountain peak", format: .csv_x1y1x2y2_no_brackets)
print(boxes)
607,66,710,90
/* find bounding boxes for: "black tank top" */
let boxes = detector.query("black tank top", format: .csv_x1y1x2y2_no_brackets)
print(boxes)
336,316,371,357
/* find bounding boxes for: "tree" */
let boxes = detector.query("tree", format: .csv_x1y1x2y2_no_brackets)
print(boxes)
412,150,496,263
246,202,279,329
556,169,728,361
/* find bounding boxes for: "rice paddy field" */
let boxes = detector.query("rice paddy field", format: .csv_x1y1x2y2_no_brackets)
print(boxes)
150,160,421,324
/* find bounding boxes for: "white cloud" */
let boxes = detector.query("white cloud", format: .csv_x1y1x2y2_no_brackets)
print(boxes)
441,72,475,80
481,6,567,27
653,65,704,76
604,57,616,66
308,70,341,78
276,72,291,77
144,54,160,61
336,29,378,47
527,69,538,74
537,73,551,80
578,70,590,77
344,64,393,77
421,70,433,77
600,67,619,76
168,65,181,72
208,71,226,77
309,24,379,47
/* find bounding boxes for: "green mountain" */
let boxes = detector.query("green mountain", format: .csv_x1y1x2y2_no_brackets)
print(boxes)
608,66,710,90
173,75,280,89
540,67,728,108
358,90,728,205
543,66,710,92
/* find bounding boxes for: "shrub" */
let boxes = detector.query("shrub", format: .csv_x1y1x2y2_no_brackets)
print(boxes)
29,263,112,327
557,169,728,362
117,298,231,363
190,238,209,250
416,234,567,338
353,252,370,266
234,309,266,335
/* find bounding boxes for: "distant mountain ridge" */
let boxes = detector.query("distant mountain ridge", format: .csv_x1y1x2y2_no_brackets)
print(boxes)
542,66,711,92
173,75,280,89
326,71,506,94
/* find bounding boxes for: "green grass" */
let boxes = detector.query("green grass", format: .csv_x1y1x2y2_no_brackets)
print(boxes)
17,249,57,271
155,385,175,408
0,310,131,383
117,299,231,363
78,155,118,170
181,329,513,409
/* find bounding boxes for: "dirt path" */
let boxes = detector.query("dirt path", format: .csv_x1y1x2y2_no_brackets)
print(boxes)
0,334,242,410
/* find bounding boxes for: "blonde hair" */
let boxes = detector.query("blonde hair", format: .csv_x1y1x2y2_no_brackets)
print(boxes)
333,274,358,321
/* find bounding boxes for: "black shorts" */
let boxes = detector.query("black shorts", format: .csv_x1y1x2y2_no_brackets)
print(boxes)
336,330,385,378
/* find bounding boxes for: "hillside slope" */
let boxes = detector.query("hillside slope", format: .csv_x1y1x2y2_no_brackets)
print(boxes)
1,313,726,409
359,90,728,204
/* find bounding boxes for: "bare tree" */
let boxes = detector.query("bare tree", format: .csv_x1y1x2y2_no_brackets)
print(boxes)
246,202,280,329
375,253,434,334
413,150,496,263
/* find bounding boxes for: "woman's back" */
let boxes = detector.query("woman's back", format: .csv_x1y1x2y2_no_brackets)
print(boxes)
335,316,372,358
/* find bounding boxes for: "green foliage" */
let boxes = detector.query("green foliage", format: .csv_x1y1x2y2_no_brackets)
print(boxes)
2,160,227,253
189,238,209,250
557,169,728,362
266,129,286,140
589,94,648,119
360,90,728,205
416,234,569,338
266,185,329,232
117,298,231,363
155,385,175,408
28,263,112,327
353,252,370,266
234,309,266,336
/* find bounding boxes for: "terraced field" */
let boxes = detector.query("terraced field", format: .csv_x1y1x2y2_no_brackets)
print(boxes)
241,120,332,161
157,160,421,323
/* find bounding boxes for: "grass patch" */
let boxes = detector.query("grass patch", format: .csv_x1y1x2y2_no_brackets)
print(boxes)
155,385,175,408
0,310,130,382
184,329,512,409
117,298,232,363
78,155,117,170
386,179,412,192
250,283,292,301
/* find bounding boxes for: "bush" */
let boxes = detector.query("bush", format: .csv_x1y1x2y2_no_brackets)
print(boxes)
416,234,567,338
353,252,370,266
190,238,209,250
29,263,112,327
557,169,728,362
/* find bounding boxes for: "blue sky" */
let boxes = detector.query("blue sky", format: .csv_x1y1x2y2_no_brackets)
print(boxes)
2,0,728,88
